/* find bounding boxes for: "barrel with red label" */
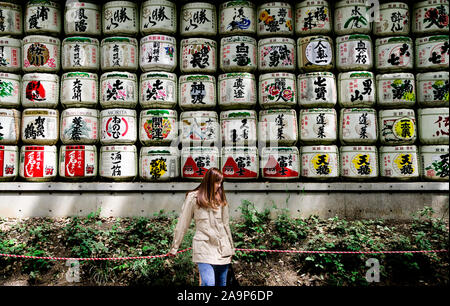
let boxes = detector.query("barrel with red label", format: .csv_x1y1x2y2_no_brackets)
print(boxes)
261,146,300,180
0,145,19,181
19,145,57,181
221,146,259,180
59,145,97,180
181,146,220,180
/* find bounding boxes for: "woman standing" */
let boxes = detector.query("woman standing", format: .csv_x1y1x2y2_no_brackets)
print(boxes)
168,167,235,286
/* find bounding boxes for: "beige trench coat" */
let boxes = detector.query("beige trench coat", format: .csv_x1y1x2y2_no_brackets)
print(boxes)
169,190,235,265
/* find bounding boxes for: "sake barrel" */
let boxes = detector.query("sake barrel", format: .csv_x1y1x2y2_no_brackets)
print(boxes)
140,0,177,35
139,35,177,72
375,36,413,73
296,35,333,72
99,145,137,181
24,0,61,36
100,37,138,72
218,73,256,110
220,110,257,146
180,111,220,146
100,108,137,145
338,71,375,108
180,38,217,74
21,108,59,145
412,0,449,36
261,146,300,180
336,34,373,72
0,108,20,145
257,2,294,37
334,0,371,35
299,108,337,144
258,37,296,72
420,145,449,181
59,145,97,180
418,108,449,144
416,71,449,107
60,108,99,145
19,145,57,181
181,146,219,180
258,108,298,146
64,1,101,36
379,145,419,179
61,72,98,108
376,73,416,108
220,35,257,73
102,1,138,36
219,1,256,36
0,145,18,181
179,74,216,110
180,2,217,37
0,1,22,36
300,145,339,179
373,2,410,37
140,71,177,109
0,37,21,72
0,73,21,108
21,73,59,109
379,108,417,145
100,72,138,109
22,35,60,73
139,146,179,181
259,72,296,109
340,108,378,145
415,35,450,72
340,146,378,180
221,146,259,179
139,109,178,145
61,37,99,72
295,0,332,36
297,72,336,108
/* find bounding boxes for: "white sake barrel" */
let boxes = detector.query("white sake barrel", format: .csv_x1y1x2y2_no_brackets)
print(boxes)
100,37,138,72
180,38,217,74
258,109,298,146
415,35,450,72
297,72,336,108
221,146,259,179
380,145,419,179
21,108,59,145
258,37,296,72
0,73,21,108
179,74,216,110
61,72,98,108
139,109,178,145
140,35,177,72
418,108,449,144
420,145,449,181
412,0,449,36
180,2,217,37
60,108,99,145
139,146,179,181
338,71,375,107
220,110,257,146
340,146,378,179
379,109,417,145
0,108,20,145
299,108,337,144
100,72,138,109
22,35,60,72
219,73,256,110
64,1,101,36
19,145,57,181
21,73,59,109
0,145,18,181
61,37,99,72
373,2,410,37
140,0,177,35
295,0,332,36
220,36,257,73
0,37,21,72
102,1,138,36
375,36,413,72
416,71,449,107
24,0,61,35
300,145,339,179
59,145,97,180
180,111,220,146
340,108,377,145
181,146,220,180
334,0,371,35
140,71,177,109
257,2,293,37
100,108,137,145
336,34,373,72
260,72,296,109
99,145,137,181
376,73,416,108
297,35,333,72
219,1,256,36
0,2,22,36
261,146,300,180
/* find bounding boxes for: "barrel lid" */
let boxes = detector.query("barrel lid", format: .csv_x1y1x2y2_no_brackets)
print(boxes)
65,1,100,9
376,73,414,80
62,72,98,79
379,2,409,9
0,72,21,80
219,72,255,79
260,108,296,116
418,107,449,115
100,145,137,152
140,35,176,43
298,35,332,44
220,1,255,9
181,146,219,153
259,37,295,45
221,36,257,44
379,109,415,116
23,35,61,43
413,0,448,9
300,145,338,153
336,34,371,43
101,71,137,79
142,109,177,116
300,108,336,114
179,74,215,82
263,146,299,153
103,1,137,8
379,145,418,153
181,111,218,117
296,0,329,8
100,108,136,116
0,108,21,116
341,108,376,114
221,110,257,119
141,146,179,155
27,0,60,8
416,71,449,80
142,0,176,7
61,145,96,151
376,36,412,45
141,71,176,80
22,145,57,151
416,35,450,44
259,72,295,80
23,108,59,115
182,2,214,9
64,37,99,44
419,145,449,153
101,37,138,44
222,146,258,153
298,71,335,78
0,37,21,47
181,38,217,46
340,145,377,153
339,71,374,79
335,0,369,8
0,145,19,151
22,73,60,81
62,108,99,116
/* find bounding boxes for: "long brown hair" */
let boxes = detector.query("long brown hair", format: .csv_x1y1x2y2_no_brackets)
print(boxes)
188,167,228,209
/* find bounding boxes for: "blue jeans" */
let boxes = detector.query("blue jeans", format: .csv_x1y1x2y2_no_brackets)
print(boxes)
197,263,229,286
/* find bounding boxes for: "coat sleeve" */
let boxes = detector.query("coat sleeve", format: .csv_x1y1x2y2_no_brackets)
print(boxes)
169,192,196,255
223,203,235,255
